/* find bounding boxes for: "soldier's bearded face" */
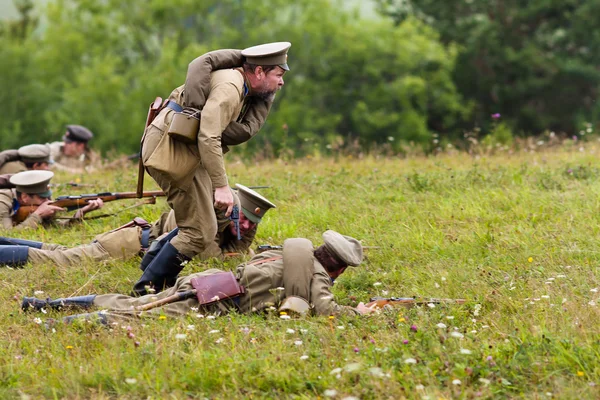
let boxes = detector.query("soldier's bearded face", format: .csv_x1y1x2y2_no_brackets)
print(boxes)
254,67,286,100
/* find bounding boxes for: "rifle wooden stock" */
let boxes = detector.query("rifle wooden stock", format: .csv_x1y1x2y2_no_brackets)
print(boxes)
14,190,165,223
366,297,466,309
136,289,197,312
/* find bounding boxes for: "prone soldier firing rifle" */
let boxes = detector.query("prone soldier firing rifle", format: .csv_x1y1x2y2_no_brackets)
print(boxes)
0,171,164,230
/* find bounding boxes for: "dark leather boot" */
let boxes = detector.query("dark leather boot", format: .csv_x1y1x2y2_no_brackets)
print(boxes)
132,241,189,296
140,228,179,271
22,295,96,312
0,245,29,266
0,236,43,248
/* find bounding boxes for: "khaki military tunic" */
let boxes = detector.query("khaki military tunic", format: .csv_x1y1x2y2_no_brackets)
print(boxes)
142,69,248,258
49,142,100,174
0,189,45,230
89,241,358,322
0,161,26,175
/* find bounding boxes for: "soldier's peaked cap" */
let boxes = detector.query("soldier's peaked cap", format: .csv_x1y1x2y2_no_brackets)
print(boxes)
242,42,291,71
9,170,54,198
322,230,363,267
17,144,52,164
63,125,94,143
235,183,276,223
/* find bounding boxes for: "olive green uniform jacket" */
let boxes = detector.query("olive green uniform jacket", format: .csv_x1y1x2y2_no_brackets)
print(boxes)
91,238,358,322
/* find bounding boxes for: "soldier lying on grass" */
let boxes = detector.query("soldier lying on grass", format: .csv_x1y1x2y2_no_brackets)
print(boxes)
22,230,377,325
0,185,271,268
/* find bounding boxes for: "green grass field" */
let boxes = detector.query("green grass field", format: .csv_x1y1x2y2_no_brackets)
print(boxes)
1,143,600,399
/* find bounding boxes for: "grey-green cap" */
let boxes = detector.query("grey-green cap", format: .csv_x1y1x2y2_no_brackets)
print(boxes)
235,183,276,223
322,230,363,267
242,42,291,71
17,144,52,164
9,170,54,198
63,125,93,143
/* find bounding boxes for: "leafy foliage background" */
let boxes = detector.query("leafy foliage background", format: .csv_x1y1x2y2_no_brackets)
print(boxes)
0,0,598,157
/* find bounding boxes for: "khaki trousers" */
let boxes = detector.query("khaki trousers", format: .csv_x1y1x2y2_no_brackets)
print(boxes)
142,124,217,259
28,227,143,267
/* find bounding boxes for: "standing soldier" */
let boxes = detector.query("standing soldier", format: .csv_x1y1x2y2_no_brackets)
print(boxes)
136,42,290,295
49,125,100,173
0,144,52,174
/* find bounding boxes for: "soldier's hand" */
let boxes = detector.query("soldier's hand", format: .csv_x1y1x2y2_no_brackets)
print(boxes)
214,186,234,217
81,198,104,213
355,302,378,315
33,201,65,219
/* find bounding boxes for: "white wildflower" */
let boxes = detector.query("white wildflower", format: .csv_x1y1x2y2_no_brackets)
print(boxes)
196,314,205,319
330,368,342,375
373,282,382,287
369,367,385,377
427,303,435,308
280,315,291,320
556,274,566,278
344,363,361,372
206,315,216,320
541,295,550,299
588,300,596,306
300,329,308,334
460,348,472,354
591,288,598,293
341,397,360,400
175,334,187,340
190,307,198,312
33,318,42,325
450,332,464,338
436,323,447,329
324,389,338,397
208,330,219,334
125,378,137,384
286,329,295,334
404,358,417,364
415,384,425,390
452,379,461,385
300,355,309,360
186,325,195,331
479,378,491,385
215,338,224,344
34,290,44,295
337,326,345,330
294,340,303,346
446,316,455,320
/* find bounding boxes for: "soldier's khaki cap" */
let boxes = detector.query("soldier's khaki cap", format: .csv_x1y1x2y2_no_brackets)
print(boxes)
63,125,94,143
235,183,276,223
242,42,291,71
9,170,54,198
322,230,363,267
17,144,52,165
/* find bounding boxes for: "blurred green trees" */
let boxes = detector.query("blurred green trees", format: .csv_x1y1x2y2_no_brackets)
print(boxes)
375,0,600,137
1,0,597,157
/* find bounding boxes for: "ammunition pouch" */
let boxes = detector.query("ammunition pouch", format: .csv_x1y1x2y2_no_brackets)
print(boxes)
167,107,200,144
191,271,245,307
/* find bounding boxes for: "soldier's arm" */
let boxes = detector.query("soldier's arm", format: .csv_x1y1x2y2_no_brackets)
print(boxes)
310,271,360,317
0,191,44,230
184,49,244,110
221,98,273,153
197,82,243,188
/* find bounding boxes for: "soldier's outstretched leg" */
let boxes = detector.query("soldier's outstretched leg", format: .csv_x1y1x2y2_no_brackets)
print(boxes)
0,237,43,248
131,241,189,296
22,295,97,312
0,245,29,266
